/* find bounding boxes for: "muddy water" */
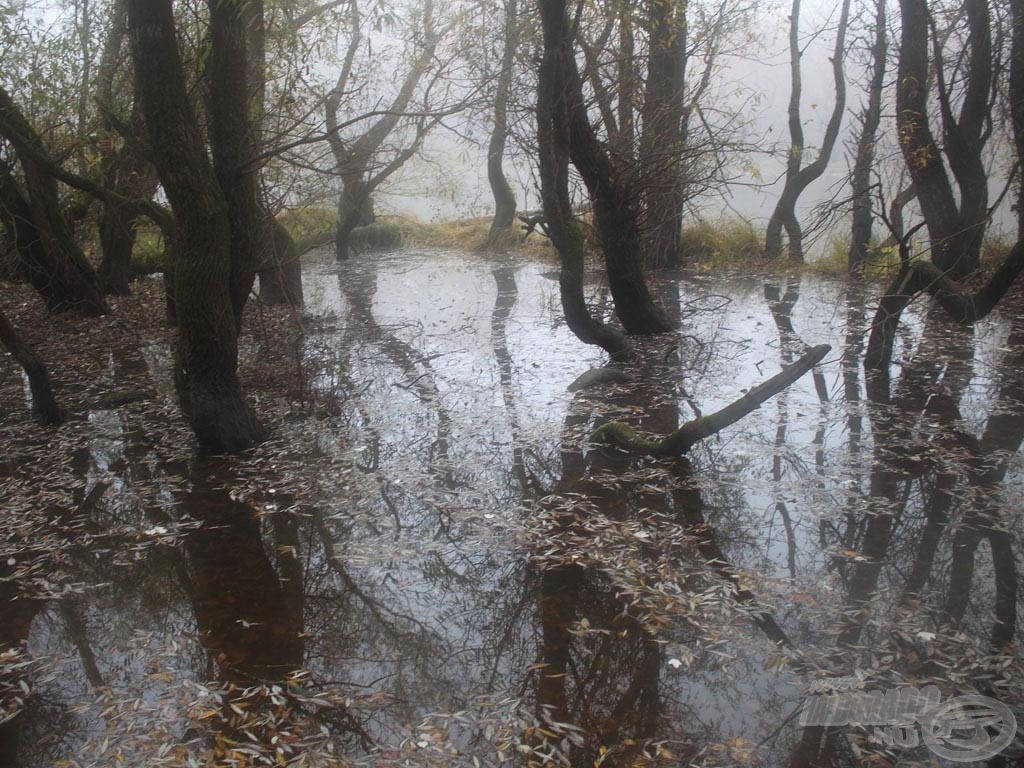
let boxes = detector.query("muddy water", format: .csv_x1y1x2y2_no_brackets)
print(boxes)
2,247,1022,766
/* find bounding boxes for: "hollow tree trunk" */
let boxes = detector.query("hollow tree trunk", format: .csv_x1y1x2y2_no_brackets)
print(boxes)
128,0,265,453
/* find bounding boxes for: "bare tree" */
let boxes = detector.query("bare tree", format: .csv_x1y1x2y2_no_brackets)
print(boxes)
764,0,852,262
895,0,993,278
847,0,887,273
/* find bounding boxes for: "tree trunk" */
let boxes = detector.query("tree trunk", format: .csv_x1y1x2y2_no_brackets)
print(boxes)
128,0,265,453
765,0,850,262
207,0,268,330
0,303,62,424
537,0,631,361
864,239,1024,372
639,0,687,268
334,175,374,260
848,0,887,274
0,89,109,316
540,0,671,334
97,122,158,295
94,0,158,295
895,0,990,278
486,0,519,249
258,219,304,306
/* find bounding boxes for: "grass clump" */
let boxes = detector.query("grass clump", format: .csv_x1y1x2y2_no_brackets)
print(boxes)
678,217,762,268
279,205,337,254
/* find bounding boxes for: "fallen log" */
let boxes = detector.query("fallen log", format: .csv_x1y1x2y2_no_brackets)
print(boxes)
591,344,831,455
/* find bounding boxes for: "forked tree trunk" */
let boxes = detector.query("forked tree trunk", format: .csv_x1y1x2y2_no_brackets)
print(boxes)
539,0,671,335
537,0,631,361
765,0,851,262
895,0,991,278
128,0,265,453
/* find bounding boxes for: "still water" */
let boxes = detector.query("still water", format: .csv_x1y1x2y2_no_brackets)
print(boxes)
2,248,1022,766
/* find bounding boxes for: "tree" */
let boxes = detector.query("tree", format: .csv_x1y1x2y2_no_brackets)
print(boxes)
94,0,159,295
638,0,688,268
764,0,852,262
572,0,757,267
862,0,1024,373
847,0,887,273
895,0,993,279
0,302,62,424
536,0,631,361
325,0,449,261
127,0,265,452
536,0,671,336
485,0,520,249
207,0,273,327
0,86,109,316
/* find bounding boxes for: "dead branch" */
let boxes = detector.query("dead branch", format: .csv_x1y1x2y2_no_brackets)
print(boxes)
591,344,831,455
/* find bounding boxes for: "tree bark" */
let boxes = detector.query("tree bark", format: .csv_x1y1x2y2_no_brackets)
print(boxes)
0,303,62,424
765,0,851,262
486,0,519,249
848,0,887,273
128,0,265,453
895,0,991,278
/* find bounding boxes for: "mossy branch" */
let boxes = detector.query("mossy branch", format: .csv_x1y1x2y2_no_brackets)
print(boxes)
591,344,831,455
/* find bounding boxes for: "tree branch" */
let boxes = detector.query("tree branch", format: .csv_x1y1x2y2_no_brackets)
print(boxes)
592,344,831,455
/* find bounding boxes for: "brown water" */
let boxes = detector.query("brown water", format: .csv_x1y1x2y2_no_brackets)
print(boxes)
1,248,1022,766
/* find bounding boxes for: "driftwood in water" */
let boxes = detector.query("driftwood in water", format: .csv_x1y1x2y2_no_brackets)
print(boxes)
591,344,831,455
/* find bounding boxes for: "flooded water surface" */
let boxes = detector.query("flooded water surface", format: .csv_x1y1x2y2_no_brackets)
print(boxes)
2,248,1022,766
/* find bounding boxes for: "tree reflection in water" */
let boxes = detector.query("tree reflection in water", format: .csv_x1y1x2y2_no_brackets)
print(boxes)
1,251,1021,766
